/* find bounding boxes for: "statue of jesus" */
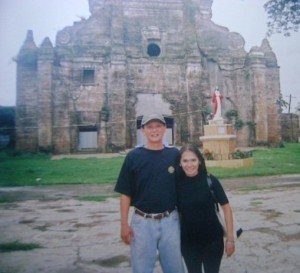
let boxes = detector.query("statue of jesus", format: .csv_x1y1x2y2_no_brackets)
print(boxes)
212,87,223,120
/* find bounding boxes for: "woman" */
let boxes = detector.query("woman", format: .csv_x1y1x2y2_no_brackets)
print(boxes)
176,144,235,273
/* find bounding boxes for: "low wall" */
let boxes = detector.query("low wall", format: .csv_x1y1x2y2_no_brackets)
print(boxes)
205,157,254,168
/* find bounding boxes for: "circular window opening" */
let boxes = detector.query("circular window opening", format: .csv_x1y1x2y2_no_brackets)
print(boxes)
147,43,161,57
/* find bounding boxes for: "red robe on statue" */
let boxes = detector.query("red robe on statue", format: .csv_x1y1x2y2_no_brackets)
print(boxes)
212,90,223,119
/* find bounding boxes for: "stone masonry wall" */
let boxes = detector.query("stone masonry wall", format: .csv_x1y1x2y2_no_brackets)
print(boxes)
15,0,282,154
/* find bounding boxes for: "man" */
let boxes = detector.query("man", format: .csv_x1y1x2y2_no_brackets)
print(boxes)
114,113,185,273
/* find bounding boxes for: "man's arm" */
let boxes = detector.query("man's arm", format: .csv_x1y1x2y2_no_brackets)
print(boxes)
120,194,134,244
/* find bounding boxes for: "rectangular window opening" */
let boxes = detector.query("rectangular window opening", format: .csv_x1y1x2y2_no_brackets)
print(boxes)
82,69,95,85
79,129,98,149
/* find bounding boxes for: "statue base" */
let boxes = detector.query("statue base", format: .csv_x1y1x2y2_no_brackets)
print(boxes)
200,119,236,160
205,157,254,168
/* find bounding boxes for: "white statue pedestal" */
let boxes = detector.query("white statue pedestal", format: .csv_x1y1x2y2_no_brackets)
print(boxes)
200,119,236,160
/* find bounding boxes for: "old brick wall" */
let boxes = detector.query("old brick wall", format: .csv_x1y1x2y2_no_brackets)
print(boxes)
281,113,299,142
15,0,282,154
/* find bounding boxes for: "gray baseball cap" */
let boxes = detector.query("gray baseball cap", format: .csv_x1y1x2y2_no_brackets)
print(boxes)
141,113,166,126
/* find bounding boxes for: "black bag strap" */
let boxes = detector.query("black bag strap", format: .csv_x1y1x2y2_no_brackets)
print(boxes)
207,174,220,212
208,174,243,238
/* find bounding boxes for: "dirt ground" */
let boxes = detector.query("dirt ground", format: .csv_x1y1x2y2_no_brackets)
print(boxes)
0,174,300,273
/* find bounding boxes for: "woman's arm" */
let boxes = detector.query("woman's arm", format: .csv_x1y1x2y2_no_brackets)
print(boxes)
221,203,235,257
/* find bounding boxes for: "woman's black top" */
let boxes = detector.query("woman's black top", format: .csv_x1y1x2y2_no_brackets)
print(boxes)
177,173,229,245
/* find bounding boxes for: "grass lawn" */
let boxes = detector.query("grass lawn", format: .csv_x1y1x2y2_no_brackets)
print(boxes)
0,154,125,186
0,241,42,253
0,143,299,187
209,143,300,179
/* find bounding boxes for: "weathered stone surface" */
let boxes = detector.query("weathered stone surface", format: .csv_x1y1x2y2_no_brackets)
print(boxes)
16,0,282,154
281,113,299,142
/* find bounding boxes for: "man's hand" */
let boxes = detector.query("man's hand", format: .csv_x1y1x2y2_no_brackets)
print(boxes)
121,223,134,244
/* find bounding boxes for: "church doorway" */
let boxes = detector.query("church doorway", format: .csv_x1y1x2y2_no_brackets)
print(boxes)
78,126,98,150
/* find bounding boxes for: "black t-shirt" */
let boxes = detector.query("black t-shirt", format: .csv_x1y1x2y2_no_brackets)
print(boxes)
177,173,228,244
114,146,179,213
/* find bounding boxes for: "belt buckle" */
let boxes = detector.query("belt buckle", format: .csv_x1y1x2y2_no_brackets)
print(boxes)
152,213,162,220
153,214,160,220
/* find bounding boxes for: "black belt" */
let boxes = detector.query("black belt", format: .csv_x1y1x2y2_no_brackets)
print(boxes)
134,208,174,220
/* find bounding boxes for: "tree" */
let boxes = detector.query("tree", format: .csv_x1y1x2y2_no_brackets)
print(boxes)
264,0,300,36
0,106,15,148
276,95,289,110
0,106,15,128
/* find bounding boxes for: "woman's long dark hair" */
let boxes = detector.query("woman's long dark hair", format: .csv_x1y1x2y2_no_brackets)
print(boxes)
177,144,208,177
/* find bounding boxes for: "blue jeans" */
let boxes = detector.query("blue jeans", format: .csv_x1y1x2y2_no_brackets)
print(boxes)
130,209,185,273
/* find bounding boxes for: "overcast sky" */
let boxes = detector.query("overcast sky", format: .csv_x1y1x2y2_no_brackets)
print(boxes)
0,0,299,112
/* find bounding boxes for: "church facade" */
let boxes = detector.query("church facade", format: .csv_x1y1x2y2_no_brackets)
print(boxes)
15,0,282,154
